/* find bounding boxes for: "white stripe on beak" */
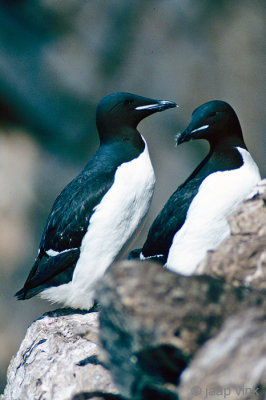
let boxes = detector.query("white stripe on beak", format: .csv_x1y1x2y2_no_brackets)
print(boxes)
191,125,209,134
135,100,177,111
135,104,160,111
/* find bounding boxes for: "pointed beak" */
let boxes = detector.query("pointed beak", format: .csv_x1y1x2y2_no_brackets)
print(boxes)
175,128,190,145
175,124,210,146
135,100,177,112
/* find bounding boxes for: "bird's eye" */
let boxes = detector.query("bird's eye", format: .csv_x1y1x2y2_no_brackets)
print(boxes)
124,99,133,105
209,112,216,117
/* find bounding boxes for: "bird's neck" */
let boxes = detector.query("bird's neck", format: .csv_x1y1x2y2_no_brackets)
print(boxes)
205,137,246,175
99,125,145,151
209,120,246,153
209,135,247,153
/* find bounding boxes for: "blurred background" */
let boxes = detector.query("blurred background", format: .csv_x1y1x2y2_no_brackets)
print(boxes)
0,0,265,392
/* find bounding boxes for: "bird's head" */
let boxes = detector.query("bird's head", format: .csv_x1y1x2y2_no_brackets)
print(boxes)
176,100,244,148
96,92,176,142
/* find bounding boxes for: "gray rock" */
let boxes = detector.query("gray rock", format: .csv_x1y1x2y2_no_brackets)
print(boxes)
2,310,118,400
96,181,266,400
178,306,266,400
96,261,265,400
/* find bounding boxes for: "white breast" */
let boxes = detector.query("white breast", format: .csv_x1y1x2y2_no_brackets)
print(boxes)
40,138,155,309
166,147,261,275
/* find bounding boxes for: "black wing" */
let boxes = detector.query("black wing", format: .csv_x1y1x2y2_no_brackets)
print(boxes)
141,147,244,259
16,149,119,298
40,167,116,254
141,177,202,258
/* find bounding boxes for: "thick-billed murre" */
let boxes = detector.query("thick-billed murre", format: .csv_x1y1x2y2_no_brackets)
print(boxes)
130,100,261,275
15,92,176,309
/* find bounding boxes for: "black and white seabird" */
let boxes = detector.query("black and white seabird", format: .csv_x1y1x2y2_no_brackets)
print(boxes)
15,92,176,309
131,100,261,275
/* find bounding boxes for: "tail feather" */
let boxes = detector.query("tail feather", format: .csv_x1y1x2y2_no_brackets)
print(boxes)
15,287,26,300
14,248,80,301
15,285,44,300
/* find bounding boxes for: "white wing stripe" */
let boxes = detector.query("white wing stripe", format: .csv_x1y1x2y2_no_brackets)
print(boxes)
46,248,78,257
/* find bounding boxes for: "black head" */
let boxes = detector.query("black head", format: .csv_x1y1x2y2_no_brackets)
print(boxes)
96,92,176,143
176,100,245,148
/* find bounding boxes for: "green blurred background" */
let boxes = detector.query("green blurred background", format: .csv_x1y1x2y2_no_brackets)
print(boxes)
0,0,265,392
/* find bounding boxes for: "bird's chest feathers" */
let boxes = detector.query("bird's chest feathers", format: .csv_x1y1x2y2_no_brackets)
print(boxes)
187,147,260,224
99,145,155,221
167,147,260,274
75,145,155,277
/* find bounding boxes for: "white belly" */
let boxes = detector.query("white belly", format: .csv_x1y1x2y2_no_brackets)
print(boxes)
166,147,261,275
41,139,155,309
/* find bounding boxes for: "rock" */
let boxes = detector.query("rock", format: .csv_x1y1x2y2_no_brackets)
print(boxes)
96,261,265,400
178,306,266,400
2,310,119,400
196,179,266,290
95,181,266,400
